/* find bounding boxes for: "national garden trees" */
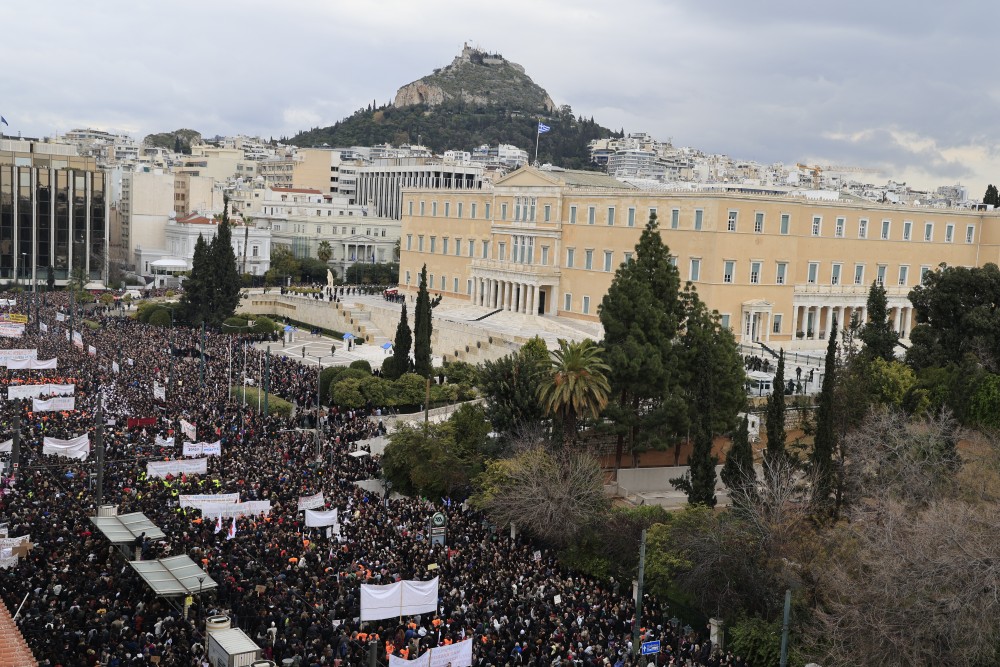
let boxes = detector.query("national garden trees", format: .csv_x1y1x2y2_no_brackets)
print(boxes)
180,195,242,327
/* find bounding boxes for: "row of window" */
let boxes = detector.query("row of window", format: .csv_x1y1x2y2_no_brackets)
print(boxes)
686,258,933,287
273,224,387,237
407,197,977,243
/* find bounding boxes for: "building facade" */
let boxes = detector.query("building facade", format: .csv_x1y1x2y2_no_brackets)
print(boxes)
0,139,108,285
398,167,996,347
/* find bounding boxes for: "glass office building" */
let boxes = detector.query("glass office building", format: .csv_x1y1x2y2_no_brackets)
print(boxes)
0,140,107,285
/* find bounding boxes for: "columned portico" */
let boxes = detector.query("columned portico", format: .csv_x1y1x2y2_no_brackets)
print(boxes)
469,261,559,316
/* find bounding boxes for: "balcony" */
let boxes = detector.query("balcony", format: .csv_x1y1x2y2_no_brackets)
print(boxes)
470,258,561,279
793,283,911,298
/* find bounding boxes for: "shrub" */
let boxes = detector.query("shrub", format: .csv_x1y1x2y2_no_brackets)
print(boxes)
148,309,173,327
231,386,293,417
349,359,372,374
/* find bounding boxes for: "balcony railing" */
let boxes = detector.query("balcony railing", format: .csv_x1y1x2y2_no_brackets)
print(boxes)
793,283,912,298
470,258,561,277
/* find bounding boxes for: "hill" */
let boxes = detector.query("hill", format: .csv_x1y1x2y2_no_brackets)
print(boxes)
290,102,615,170
142,128,201,154
393,44,555,112
289,45,619,170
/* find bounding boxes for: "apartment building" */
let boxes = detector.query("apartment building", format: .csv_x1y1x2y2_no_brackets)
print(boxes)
0,139,108,285
398,166,994,347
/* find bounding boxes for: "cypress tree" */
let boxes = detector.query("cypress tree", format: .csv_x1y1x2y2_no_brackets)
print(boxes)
811,318,838,511
413,264,433,377
686,425,718,507
721,415,756,509
208,195,242,326
859,281,897,361
386,303,412,380
764,350,786,483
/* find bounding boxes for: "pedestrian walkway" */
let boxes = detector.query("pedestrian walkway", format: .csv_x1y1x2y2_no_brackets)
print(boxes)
254,328,441,369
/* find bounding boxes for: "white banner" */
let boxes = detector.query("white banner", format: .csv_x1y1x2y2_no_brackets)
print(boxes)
55,312,65,322
391,653,431,667
179,493,239,509
360,577,439,621
112,361,120,374
153,382,165,401
42,434,90,460
0,556,18,569
429,638,473,667
0,440,11,453
72,331,83,349
33,396,75,412
199,501,271,518
10,383,69,399
180,419,196,441
298,492,325,511
183,440,221,457
0,536,30,549
0,299,15,307
146,458,208,479
87,345,96,357
154,435,175,448
7,384,75,400
0,349,36,365
39,322,47,334
304,508,338,527
11,357,58,370
0,323,24,338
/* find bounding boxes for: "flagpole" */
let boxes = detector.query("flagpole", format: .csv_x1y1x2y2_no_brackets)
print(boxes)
534,124,540,166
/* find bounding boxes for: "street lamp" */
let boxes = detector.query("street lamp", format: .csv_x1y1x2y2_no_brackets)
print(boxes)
314,355,330,459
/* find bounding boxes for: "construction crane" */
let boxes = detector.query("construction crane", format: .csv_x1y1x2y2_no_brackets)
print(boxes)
796,163,823,189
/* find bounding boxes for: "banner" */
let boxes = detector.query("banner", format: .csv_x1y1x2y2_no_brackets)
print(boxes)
127,417,157,429
42,434,90,460
154,435,175,448
153,382,165,401
7,357,58,370
298,492,325,511
0,299,15,307
7,384,75,400
72,331,83,349
390,653,431,667
56,312,65,322
0,349,35,365
87,345,96,357
304,508,338,528
33,396,75,412
146,458,208,479
360,577,439,621
112,361,119,374
180,419,196,441
0,323,24,338
429,638,473,667
183,440,221,457
0,536,30,549
0,313,27,324
0,440,10,453
39,322,47,334
179,493,239,509
199,501,271,519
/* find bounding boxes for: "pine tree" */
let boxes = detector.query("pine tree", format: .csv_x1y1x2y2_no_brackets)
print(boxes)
208,195,242,326
386,303,412,380
764,350,786,482
413,265,433,377
721,415,756,510
859,281,897,361
811,318,838,512
984,184,999,207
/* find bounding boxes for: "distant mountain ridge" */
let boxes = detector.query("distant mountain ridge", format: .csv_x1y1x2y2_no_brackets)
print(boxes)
289,45,617,169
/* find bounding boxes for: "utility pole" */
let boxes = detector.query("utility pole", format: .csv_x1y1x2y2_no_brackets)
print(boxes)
779,589,792,667
9,415,19,483
69,288,75,341
424,376,431,431
199,321,205,389
95,404,105,505
368,638,377,667
632,528,647,657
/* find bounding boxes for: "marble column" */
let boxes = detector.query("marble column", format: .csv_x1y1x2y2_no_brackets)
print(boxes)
893,306,902,333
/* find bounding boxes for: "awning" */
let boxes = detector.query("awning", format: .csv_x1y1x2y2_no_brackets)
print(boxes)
90,512,166,544
150,258,188,271
130,555,218,597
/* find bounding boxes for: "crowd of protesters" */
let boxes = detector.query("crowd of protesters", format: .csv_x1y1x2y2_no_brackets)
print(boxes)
0,290,750,667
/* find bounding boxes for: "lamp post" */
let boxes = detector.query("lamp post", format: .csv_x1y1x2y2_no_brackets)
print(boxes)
314,355,330,459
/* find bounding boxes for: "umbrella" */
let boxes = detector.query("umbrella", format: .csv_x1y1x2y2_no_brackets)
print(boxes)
380,342,392,350
342,333,355,340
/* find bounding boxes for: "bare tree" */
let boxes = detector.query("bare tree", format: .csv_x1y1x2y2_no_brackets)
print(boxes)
472,447,608,547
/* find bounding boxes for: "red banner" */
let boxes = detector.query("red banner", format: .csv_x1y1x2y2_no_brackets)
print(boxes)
127,417,157,429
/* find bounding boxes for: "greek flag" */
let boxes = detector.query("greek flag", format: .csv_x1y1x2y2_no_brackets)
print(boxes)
0,117,6,127
537,122,550,134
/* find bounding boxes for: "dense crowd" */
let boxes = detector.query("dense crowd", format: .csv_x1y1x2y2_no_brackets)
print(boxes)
0,291,751,667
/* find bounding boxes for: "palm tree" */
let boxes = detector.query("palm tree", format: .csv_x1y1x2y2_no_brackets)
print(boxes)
317,241,333,263
537,338,611,448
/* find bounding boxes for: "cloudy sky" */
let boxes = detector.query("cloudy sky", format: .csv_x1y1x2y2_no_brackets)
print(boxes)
4,0,997,195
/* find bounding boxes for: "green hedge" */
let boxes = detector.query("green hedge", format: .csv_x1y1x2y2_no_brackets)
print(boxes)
230,386,294,417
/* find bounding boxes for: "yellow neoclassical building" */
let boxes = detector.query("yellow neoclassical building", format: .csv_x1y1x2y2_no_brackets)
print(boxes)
397,167,999,347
